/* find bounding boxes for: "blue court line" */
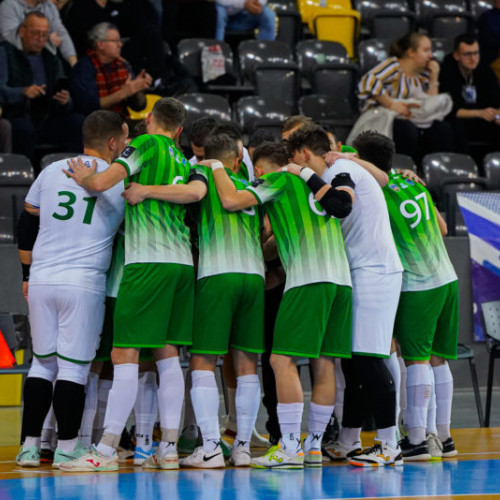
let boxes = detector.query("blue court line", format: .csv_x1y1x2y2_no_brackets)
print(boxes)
1,460,500,499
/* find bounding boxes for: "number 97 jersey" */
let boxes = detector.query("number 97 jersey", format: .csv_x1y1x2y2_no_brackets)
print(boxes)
383,170,457,292
26,156,125,293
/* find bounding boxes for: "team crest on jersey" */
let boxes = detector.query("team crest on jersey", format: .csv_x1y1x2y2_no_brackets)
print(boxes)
405,178,415,186
120,146,135,159
252,178,264,187
389,183,400,192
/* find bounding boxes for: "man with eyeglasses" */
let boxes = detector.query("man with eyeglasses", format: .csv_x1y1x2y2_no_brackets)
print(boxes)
439,33,500,156
0,11,84,159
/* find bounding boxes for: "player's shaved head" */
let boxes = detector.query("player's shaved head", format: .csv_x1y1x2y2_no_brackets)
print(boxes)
204,133,239,163
151,97,187,132
286,125,330,158
252,142,288,168
82,110,125,149
353,131,395,172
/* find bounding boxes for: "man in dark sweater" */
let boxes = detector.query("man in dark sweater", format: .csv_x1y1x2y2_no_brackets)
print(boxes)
439,33,500,156
0,12,83,158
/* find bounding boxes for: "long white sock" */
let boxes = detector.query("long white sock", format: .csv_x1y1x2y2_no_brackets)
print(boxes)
235,374,260,445
426,364,438,436
333,359,344,432
384,352,401,425
156,357,184,456
98,363,139,456
398,357,407,426
304,402,333,450
339,426,361,447
191,370,220,453
134,371,158,451
433,363,453,442
406,364,431,445
79,372,99,447
93,379,112,444
181,369,198,438
227,387,237,431
376,426,397,449
277,402,303,454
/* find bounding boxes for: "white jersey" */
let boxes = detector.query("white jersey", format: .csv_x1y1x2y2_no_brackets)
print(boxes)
322,159,403,274
26,156,125,293
189,147,254,180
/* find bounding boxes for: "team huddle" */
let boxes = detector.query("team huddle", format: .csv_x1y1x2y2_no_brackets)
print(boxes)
15,97,458,472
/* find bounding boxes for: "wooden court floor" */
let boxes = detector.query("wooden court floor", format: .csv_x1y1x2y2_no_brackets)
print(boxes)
1,428,500,499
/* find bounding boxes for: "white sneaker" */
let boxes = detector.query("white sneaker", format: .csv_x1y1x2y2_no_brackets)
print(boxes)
427,434,443,460
250,443,304,469
179,445,225,469
304,437,323,468
143,451,179,470
52,441,88,469
59,447,119,472
230,441,251,467
16,445,40,467
322,440,362,461
348,441,403,467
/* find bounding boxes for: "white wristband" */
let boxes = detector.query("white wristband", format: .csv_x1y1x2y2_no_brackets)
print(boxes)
210,161,224,171
299,167,315,183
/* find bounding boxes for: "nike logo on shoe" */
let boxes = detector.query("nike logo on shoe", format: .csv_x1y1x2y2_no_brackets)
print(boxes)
203,452,222,462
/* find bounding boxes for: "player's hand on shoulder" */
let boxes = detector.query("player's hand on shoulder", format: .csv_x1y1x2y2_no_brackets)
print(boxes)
282,163,302,176
323,151,355,166
122,182,147,205
63,157,96,186
397,168,426,185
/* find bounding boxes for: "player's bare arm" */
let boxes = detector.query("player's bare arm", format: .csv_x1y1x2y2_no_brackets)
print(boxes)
63,157,127,192
434,205,448,236
122,180,207,206
17,203,40,302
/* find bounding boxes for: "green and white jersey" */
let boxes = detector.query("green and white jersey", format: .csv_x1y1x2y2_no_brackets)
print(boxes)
115,134,193,266
106,229,125,298
246,172,351,292
383,170,457,291
193,166,264,280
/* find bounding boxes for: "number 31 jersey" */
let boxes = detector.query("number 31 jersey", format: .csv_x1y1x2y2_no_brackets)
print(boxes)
383,170,457,292
26,156,124,292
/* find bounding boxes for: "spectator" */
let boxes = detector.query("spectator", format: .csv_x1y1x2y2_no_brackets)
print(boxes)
478,0,500,83
0,12,83,158
215,0,276,41
69,22,152,117
0,0,77,67
439,34,500,156
356,32,455,160
0,97,13,153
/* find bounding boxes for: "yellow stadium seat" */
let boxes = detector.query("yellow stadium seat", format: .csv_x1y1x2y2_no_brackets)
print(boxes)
127,93,162,121
299,0,352,25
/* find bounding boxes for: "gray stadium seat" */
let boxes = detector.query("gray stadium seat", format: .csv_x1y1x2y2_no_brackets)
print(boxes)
40,152,78,170
177,93,232,131
483,152,500,190
235,96,293,135
391,153,418,173
431,37,454,62
415,0,473,38
358,38,391,75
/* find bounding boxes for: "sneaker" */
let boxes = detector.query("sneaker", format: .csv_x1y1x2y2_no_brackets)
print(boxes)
323,416,339,443
143,451,179,470
52,441,88,469
348,441,403,467
220,438,232,458
220,416,237,439
179,445,225,469
117,447,134,463
250,444,304,470
133,446,156,466
398,413,408,439
441,437,458,458
251,428,270,448
59,447,119,472
322,440,362,462
426,434,443,461
230,440,251,467
178,427,202,455
399,437,431,462
16,445,40,467
40,448,54,464
304,446,323,468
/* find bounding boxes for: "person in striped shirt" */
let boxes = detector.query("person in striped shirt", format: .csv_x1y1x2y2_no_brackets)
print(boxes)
358,32,454,159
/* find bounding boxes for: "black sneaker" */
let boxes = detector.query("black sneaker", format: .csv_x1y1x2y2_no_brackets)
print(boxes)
441,437,458,458
399,436,431,462
40,448,54,464
323,415,339,443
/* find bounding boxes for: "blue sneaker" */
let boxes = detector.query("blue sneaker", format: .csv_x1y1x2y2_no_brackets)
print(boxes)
133,445,156,465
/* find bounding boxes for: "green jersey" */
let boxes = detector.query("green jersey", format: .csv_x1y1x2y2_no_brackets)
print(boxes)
193,166,264,280
247,172,351,292
383,170,457,291
106,229,125,298
115,134,193,266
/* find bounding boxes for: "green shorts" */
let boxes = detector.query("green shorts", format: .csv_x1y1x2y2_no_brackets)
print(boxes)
272,283,352,359
114,263,195,349
190,273,265,355
394,281,459,361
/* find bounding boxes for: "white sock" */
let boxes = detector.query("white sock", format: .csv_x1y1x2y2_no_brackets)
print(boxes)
235,374,260,444
398,357,407,426
426,364,438,436
376,426,397,449
334,359,344,432
24,436,41,449
339,426,361,447
134,371,158,451
79,372,99,448
227,387,237,430
182,369,198,436
41,404,56,450
433,363,453,442
406,364,431,445
58,437,78,453
93,379,112,444
191,370,220,453
102,364,139,440
384,353,401,425
277,402,303,454
304,402,333,450
156,357,184,451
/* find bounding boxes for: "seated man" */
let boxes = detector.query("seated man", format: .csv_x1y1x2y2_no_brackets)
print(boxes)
0,96,12,153
439,34,500,155
0,12,83,159
69,22,152,118
215,0,276,41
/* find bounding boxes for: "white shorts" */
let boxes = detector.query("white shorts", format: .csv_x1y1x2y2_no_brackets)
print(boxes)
28,285,105,363
351,268,402,357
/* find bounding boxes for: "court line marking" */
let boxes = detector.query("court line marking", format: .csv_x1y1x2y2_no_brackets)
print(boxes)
319,494,500,500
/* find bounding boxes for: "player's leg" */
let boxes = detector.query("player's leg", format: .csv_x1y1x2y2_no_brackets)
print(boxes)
221,351,238,439
384,340,401,435
93,363,113,444
40,402,56,464
78,363,101,448
178,369,201,454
